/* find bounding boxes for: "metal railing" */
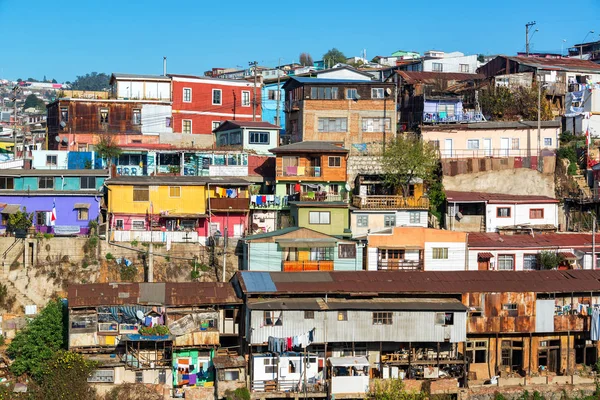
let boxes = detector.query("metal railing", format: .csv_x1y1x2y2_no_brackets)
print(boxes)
378,260,423,271
283,260,334,271
422,111,485,124
352,195,429,209
440,148,551,159
300,193,348,202
277,166,322,177
252,379,325,393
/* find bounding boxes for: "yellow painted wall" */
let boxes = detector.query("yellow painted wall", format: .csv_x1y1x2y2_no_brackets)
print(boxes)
108,184,207,215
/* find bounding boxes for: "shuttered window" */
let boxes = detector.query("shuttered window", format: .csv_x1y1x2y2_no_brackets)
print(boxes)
133,187,149,202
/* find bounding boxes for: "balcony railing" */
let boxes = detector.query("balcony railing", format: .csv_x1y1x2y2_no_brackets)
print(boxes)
378,260,423,270
440,148,554,159
352,195,429,210
283,260,334,271
277,166,321,177
300,192,348,202
209,197,250,210
423,111,485,124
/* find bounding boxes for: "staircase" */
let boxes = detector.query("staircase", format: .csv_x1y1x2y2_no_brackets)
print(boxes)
0,266,38,312
573,173,593,199
1,239,38,312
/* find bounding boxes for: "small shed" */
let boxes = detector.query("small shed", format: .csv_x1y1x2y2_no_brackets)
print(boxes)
212,355,247,399
329,356,370,395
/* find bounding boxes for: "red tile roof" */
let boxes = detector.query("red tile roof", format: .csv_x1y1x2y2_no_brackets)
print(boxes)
468,232,600,249
445,190,558,204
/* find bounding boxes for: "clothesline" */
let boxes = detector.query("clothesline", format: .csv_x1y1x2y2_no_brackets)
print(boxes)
268,328,316,353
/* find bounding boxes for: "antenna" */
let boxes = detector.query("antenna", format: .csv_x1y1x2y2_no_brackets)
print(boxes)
163,56,167,76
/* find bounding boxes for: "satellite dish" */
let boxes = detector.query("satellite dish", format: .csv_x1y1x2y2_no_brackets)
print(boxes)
345,183,351,191
355,93,361,100
136,310,145,320
54,136,60,142
385,88,392,96
60,121,66,128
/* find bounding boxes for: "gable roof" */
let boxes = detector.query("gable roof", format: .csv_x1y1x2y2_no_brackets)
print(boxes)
245,226,341,243
213,120,280,133
468,232,600,249
269,141,348,154
313,66,374,79
283,76,387,88
445,190,558,204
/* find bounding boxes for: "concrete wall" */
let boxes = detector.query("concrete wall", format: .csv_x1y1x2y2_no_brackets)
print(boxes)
347,155,383,184
443,169,556,197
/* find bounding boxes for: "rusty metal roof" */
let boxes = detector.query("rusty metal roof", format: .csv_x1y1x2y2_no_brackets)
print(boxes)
212,355,246,369
397,71,485,85
468,232,600,249
236,270,600,295
446,190,557,204
247,297,466,311
68,282,241,308
505,56,600,72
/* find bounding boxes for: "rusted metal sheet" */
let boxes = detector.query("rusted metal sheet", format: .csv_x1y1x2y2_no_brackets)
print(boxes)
174,331,219,347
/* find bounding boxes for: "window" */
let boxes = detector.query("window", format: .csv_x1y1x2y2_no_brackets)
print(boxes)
328,156,341,167
0,177,14,189
497,207,511,217
330,184,339,195
432,63,443,72
523,254,538,270
339,244,356,259
318,117,347,132
46,155,57,166
310,87,338,99
169,186,181,197
337,311,347,321
212,121,221,131
346,88,358,99
511,138,519,150
241,91,250,107
373,312,392,325
80,177,96,189
212,89,222,105
310,247,334,261
268,90,280,100
431,140,440,149
498,255,515,271
357,215,369,227
132,108,141,125
460,64,470,73
384,215,396,227
166,117,171,127
38,177,54,189
263,311,283,326
135,371,143,384
409,211,421,224
158,369,166,384
229,132,242,145
309,211,330,225
467,139,480,150
182,119,192,134
115,219,124,230
371,88,384,99
99,108,109,124
362,118,391,132
133,187,149,202
466,340,488,364
381,249,405,260
183,88,192,102
36,211,46,226
88,370,115,383
249,131,270,144
60,107,69,122
304,311,314,319
544,138,552,147
432,247,449,259
132,220,145,230
77,208,89,221
435,312,454,325
224,370,240,381
530,208,544,219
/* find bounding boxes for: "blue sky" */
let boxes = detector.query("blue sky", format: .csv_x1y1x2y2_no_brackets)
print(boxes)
1,0,599,82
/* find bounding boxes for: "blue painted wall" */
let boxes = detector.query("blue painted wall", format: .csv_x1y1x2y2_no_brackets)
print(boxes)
261,82,285,136
9,176,106,191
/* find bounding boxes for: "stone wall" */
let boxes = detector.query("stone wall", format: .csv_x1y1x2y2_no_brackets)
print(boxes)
347,155,384,185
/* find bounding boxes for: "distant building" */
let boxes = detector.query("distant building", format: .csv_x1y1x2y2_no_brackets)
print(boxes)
398,51,479,74
568,40,600,63
213,121,280,155
109,73,171,101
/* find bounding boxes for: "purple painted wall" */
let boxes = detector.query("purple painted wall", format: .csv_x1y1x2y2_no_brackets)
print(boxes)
0,195,101,234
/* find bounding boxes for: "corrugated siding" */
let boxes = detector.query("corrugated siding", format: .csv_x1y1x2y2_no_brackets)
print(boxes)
333,245,363,271
396,210,428,227
535,299,555,332
424,242,466,271
248,243,281,271
367,248,378,271
250,310,466,344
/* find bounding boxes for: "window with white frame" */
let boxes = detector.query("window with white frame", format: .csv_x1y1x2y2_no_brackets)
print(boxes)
183,88,192,103
241,91,250,107
263,310,283,326
384,215,396,227
497,255,515,270
212,89,222,105
249,131,270,144
99,108,109,124
46,155,57,166
309,211,330,225
346,88,358,99
212,121,221,131
318,117,347,132
523,254,538,270
460,64,469,73
409,211,421,224
357,215,369,227
467,139,480,149
310,247,334,261
182,120,192,134
132,108,141,125
310,87,338,99
511,138,519,150
268,90,280,100
544,138,552,147
432,63,443,72
432,248,449,259
371,88,384,99
362,118,391,132
131,220,145,230
88,370,115,383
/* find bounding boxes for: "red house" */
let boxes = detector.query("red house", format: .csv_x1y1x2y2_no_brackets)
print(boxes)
170,74,261,136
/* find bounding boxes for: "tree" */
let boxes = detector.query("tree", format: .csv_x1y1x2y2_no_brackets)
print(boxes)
6,208,33,233
16,78,22,83
51,78,57,84
382,134,439,198
23,94,45,110
299,52,313,66
95,133,122,166
477,54,485,63
322,48,347,66
28,351,98,400
43,75,47,82
7,298,64,380
71,72,110,91
539,251,565,270
480,85,553,121
103,383,164,400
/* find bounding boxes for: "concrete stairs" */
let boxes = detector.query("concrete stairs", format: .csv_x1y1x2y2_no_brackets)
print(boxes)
573,173,592,198
0,266,37,313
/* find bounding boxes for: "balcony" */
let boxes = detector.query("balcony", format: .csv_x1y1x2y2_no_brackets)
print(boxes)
285,100,301,111
277,166,321,177
300,192,348,202
210,197,250,211
352,195,429,210
250,194,296,210
283,260,334,271
423,111,485,125
377,260,423,270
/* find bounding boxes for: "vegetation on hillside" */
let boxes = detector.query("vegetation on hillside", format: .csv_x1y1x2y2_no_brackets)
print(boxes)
480,85,553,121
70,72,110,91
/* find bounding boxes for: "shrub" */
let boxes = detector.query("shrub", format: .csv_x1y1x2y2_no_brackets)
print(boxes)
43,233,54,240
105,252,114,261
120,264,137,282
131,239,138,247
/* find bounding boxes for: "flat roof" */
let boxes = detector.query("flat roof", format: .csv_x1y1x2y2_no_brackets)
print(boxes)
111,73,171,81
445,190,558,204
0,169,109,177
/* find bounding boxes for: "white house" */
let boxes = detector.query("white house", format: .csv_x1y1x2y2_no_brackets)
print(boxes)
109,73,172,101
31,150,69,169
565,85,600,138
422,51,479,74
446,191,559,233
214,121,280,155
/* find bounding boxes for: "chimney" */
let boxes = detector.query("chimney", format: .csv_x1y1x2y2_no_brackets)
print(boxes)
163,57,167,76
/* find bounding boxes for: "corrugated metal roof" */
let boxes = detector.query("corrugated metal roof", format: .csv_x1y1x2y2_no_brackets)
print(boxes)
505,56,600,72
446,190,557,203
269,141,348,154
247,298,467,311
397,71,485,84
329,356,369,366
468,232,600,249
0,204,20,214
0,169,109,177
213,120,281,132
244,226,300,241
240,272,277,293
111,73,171,81
287,77,380,84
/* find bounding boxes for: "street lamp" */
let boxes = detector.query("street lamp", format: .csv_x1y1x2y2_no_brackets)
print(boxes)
581,30,595,58
561,39,567,57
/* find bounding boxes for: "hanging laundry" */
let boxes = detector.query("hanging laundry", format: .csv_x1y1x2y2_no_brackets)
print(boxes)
592,308,600,341
226,189,233,198
297,166,305,176
286,166,297,175
294,183,301,192
261,195,267,203
275,196,280,205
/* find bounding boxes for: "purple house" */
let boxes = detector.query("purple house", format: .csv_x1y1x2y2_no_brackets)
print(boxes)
0,169,108,235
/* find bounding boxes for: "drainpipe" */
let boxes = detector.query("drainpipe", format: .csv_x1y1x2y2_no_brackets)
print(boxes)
465,233,469,270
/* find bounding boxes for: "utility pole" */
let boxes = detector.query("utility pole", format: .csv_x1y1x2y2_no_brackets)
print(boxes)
249,61,258,121
276,58,282,127
537,75,541,171
525,21,536,57
11,85,20,159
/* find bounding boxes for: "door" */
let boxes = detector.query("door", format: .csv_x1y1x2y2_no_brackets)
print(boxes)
483,138,492,156
444,139,453,157
500,138,510,157
478,260,490,271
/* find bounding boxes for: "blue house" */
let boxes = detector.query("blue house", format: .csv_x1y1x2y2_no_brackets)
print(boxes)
261,82,285,137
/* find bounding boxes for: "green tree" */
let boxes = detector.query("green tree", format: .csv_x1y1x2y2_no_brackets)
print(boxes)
371,378,426,400
51,78,58,84
299,52,314,66
95,132,122,167
539,251,565,270
23,94,45,110
6,208,33,233
382,134,439,198
7,298,65,380
28,351,98,400
71,72,110,91
322,48,347,66
480,85,553,121
477,54,485,63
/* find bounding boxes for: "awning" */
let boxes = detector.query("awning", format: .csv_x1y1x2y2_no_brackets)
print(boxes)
0,204,20,214
329,356,369,367
558,252,577,259
477,252,494,260
276,238,337,248
73,203,91,209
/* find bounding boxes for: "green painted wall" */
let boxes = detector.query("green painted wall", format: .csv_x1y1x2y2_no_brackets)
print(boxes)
333,244,363,271
293,206,349,236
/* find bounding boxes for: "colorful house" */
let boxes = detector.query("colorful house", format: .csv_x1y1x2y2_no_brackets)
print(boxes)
261,81,285,135
243,227,363,271
0,169,108,235
213,120,280,155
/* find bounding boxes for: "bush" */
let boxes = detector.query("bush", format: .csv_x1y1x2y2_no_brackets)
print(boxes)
43,233,54,240
225,388,251,400
103,383,163,400
120,264,137,282
191,269,200,280
131,239,138,247
105,252,114,260
139,325,169,336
